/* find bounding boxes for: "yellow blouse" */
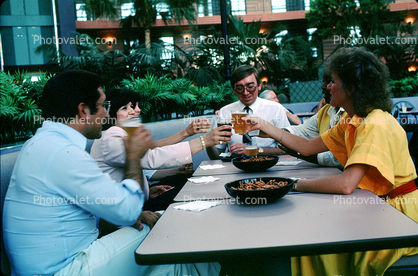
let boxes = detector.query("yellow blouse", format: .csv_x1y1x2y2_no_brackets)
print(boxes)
321,109,417,196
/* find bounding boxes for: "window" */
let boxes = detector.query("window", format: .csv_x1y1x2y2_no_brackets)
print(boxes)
271,0,286,13
305,0,311,11
121,3,134,19
156,2,170,19
272,0,308,12
198,0,213,17
76,3,87,21
160,37,174,61
231,0,246,15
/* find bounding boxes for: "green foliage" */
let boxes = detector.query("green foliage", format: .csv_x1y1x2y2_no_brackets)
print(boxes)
119,74,237,122
388,74,418,98
306,0,416,79
0,71,51,145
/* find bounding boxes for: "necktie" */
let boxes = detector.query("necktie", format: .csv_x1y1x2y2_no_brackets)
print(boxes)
243,106,252,143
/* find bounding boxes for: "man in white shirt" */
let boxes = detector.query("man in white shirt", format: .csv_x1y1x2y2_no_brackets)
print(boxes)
207,65,291,159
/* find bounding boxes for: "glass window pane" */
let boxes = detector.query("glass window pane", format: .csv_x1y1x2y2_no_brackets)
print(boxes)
271,0,286,13
231,0,246,15
121,3,134,19
76,3,87,21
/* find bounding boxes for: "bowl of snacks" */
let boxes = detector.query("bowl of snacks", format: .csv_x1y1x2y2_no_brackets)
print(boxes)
225,177,294,204
232,155,279,172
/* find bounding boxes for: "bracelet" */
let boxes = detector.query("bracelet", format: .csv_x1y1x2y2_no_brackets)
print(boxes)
200,136,206,151
292,179,299,191
279,129,285,144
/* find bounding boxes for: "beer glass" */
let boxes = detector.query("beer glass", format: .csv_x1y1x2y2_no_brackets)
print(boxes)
231,111,247,134
245,141,258,156
217,117,232,130
120,116,142,137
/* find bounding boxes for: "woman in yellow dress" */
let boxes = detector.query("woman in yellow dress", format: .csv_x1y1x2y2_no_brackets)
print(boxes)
244,47,417,276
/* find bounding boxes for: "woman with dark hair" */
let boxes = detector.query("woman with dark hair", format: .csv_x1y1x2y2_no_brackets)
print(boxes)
244,47,417,275
91,88,231,210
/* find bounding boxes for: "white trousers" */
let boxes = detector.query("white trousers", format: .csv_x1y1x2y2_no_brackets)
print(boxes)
55,226,221,276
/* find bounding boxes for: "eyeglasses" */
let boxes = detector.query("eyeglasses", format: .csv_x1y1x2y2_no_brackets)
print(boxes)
97,101,111,115
234,84,257,94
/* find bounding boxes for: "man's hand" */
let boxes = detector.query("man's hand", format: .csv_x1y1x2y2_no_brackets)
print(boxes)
228,143,246,155
123,126,153,162
149,185,172,198
133,211,161,230
123,126,153,190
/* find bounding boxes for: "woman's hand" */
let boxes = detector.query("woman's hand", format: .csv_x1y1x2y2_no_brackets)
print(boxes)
203,124,233,147
185,118,211,136
149,185,171,198
133,211,161,230
242,116,272,138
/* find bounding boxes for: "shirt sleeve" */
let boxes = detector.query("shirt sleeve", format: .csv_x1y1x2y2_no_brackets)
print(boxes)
317,151,344,169
48,144,145,226
274,104,291,128
140,142,192,169
143,169,157,180
285,113,320,139
100,128,127,168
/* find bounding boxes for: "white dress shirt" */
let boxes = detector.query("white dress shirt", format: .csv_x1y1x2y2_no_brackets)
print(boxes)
217,97,291,150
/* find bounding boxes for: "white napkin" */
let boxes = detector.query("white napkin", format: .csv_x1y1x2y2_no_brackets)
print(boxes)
219,152,231,157
275,161,302,166
199,164,225,170
188,176,220,184
174,201,221,212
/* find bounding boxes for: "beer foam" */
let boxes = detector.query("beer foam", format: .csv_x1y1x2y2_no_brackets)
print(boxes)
120,118,141,127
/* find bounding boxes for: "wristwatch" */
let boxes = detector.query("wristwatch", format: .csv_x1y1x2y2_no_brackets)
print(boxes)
292,179,299,191
258,147,264,154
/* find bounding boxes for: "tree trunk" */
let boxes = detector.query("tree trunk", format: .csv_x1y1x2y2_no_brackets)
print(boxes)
145,28,151,49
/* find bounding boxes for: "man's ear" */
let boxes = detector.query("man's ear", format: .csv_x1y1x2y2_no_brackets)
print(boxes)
77,103,90,118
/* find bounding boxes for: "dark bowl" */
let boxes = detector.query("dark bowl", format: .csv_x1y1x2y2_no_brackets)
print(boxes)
225,177,294,204
232,155,279,172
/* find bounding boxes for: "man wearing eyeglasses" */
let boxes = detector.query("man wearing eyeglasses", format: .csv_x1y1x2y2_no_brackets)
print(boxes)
3,70,220,276
207,65,291,159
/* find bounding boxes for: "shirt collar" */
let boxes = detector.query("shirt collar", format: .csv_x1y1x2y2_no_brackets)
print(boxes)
239,97,261,114
348,114,364,128
40,121,88,150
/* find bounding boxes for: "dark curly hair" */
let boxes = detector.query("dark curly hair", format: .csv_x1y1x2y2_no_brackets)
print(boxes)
326,47,392,117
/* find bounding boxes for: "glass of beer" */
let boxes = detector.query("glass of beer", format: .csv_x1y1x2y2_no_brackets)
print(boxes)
120,116,142,137
245,141,258,156
217,117,232,130
231,111,247,134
